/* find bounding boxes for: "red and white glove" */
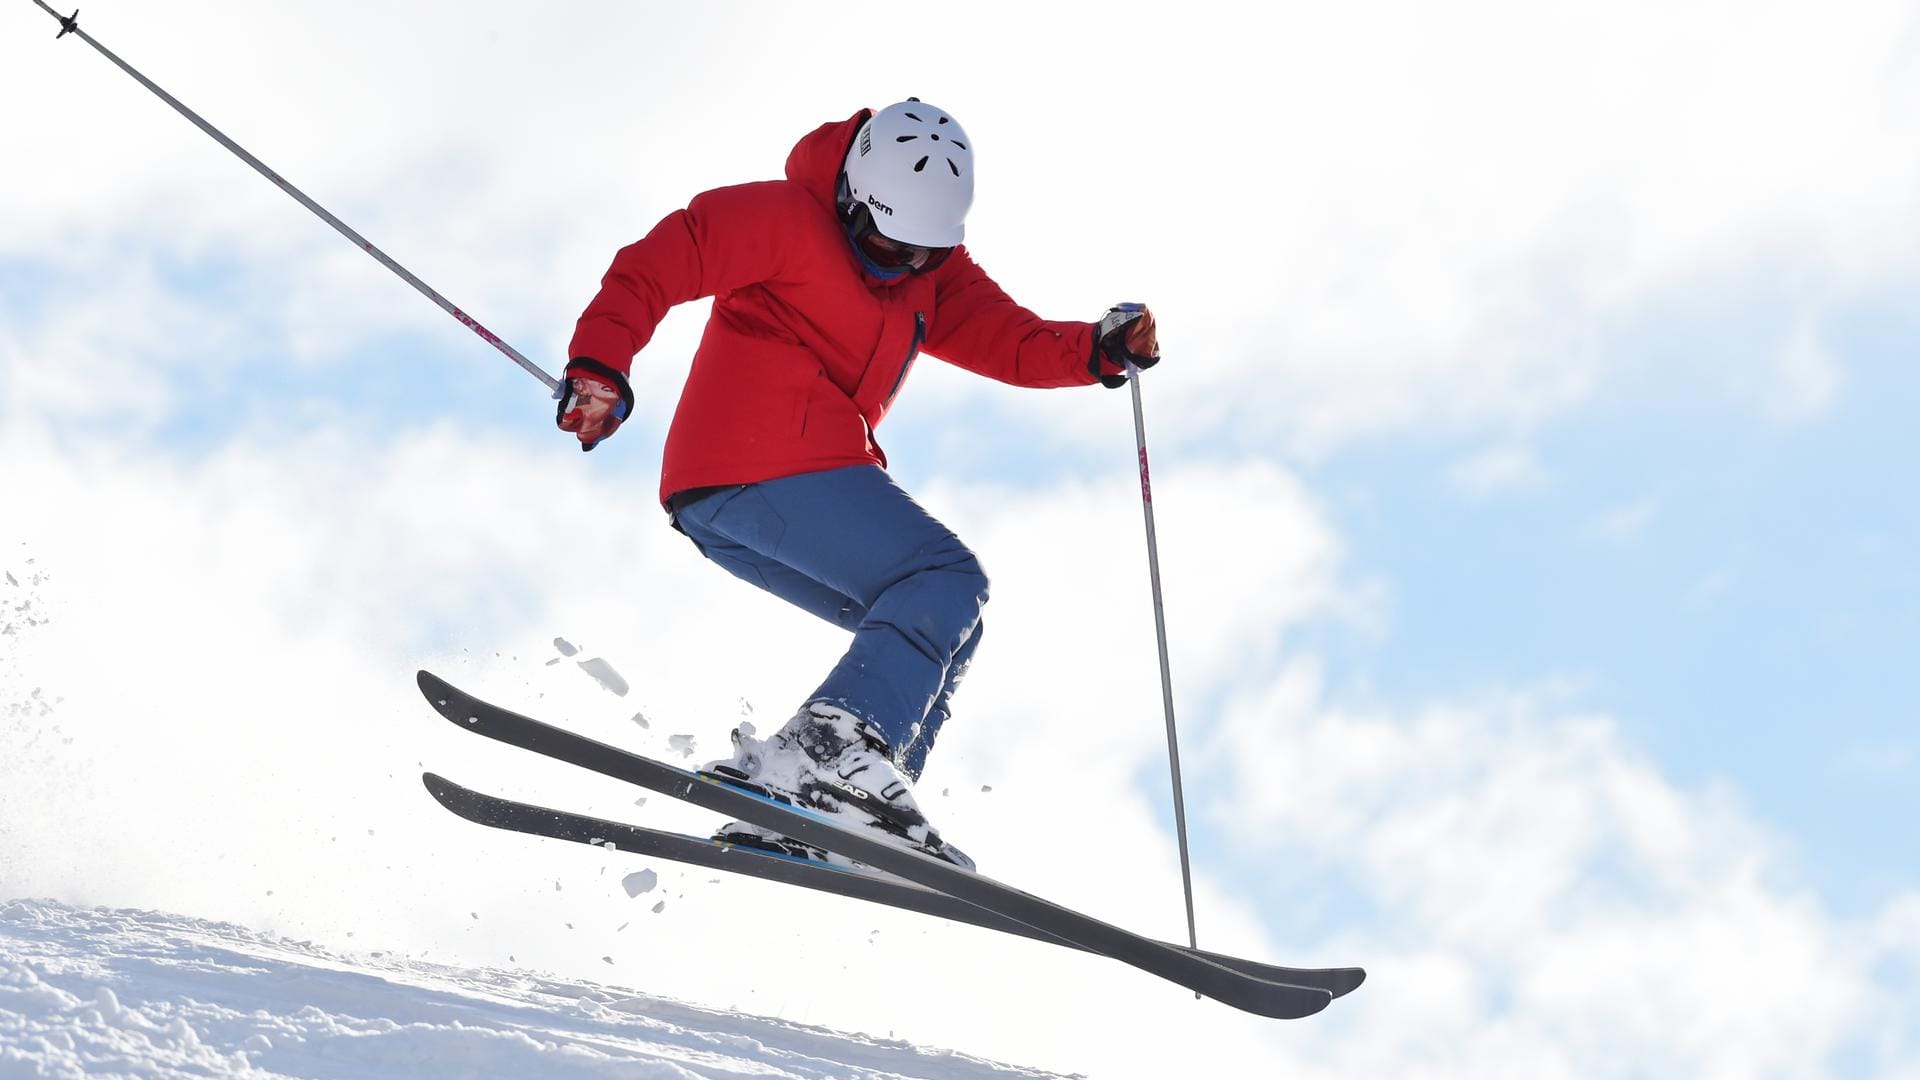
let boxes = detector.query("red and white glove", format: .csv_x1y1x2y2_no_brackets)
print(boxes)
555,358,634,452
1090,303,1161,388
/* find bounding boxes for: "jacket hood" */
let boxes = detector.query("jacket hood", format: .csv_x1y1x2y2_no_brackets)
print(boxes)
785,109,872,212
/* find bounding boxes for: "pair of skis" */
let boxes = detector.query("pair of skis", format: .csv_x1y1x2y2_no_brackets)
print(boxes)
418,671,1363,1019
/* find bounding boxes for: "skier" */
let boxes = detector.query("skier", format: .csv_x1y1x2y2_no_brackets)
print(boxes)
556,100,1160,869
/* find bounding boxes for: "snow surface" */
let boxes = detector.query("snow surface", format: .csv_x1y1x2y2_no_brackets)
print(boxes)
0,899,1072,1079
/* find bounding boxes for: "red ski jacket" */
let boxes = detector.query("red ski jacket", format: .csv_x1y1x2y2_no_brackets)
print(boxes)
568,110,1109,506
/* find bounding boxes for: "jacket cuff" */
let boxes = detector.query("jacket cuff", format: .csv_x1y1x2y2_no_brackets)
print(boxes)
1088,333,1129,389
566,322,640,379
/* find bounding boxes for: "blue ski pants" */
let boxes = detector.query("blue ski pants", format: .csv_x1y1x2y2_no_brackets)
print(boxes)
671,465,987,780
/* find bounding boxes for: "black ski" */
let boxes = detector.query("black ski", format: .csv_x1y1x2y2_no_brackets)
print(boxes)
423,772,1365,999
418,670,1358,1018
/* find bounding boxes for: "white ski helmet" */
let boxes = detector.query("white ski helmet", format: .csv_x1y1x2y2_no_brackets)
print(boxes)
842,99,974,248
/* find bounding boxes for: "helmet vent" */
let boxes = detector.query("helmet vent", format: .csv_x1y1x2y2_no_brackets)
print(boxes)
895,134,920,143
947,158,961,177
913,155,930,173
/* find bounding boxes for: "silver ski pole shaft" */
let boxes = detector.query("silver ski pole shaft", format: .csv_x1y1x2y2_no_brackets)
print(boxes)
1125,358,1200,955
30,2,559,393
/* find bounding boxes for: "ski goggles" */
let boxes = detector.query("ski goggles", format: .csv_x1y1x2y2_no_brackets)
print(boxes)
857,229,952,274
846,204,953,276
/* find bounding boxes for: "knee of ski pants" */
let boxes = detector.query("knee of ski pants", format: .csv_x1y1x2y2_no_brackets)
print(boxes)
891,547,989,656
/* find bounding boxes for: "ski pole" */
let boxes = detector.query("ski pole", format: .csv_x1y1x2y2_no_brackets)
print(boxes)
29,2,559,393
1124,357,1200,957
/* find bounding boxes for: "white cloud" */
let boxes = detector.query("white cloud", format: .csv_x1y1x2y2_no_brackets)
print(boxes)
1587,498,1657,544
1829,740,1918,780
1683,564,1741,613
1761,321,1846,425
1448,443,1550,500
6,1,1914,460
1198,663,1920,1076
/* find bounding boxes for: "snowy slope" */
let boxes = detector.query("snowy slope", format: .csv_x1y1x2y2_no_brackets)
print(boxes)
0,899,1073,1079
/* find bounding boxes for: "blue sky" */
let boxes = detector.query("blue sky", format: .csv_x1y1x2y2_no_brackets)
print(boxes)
1318,329,1920,915
4,2,1919,1075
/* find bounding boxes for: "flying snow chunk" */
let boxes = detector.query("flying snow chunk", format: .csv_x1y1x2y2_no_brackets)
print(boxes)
576,657,629,696
554,637,580,657
667,734,697,758
630,711,650,730
622,870,658,898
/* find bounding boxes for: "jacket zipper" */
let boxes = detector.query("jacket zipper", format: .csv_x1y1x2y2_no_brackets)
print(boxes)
884,311,926,407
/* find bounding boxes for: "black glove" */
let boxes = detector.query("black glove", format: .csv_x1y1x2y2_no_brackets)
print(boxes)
1090,303,1161,389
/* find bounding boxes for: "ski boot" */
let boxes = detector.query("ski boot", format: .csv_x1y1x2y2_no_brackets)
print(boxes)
702,703,975,871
